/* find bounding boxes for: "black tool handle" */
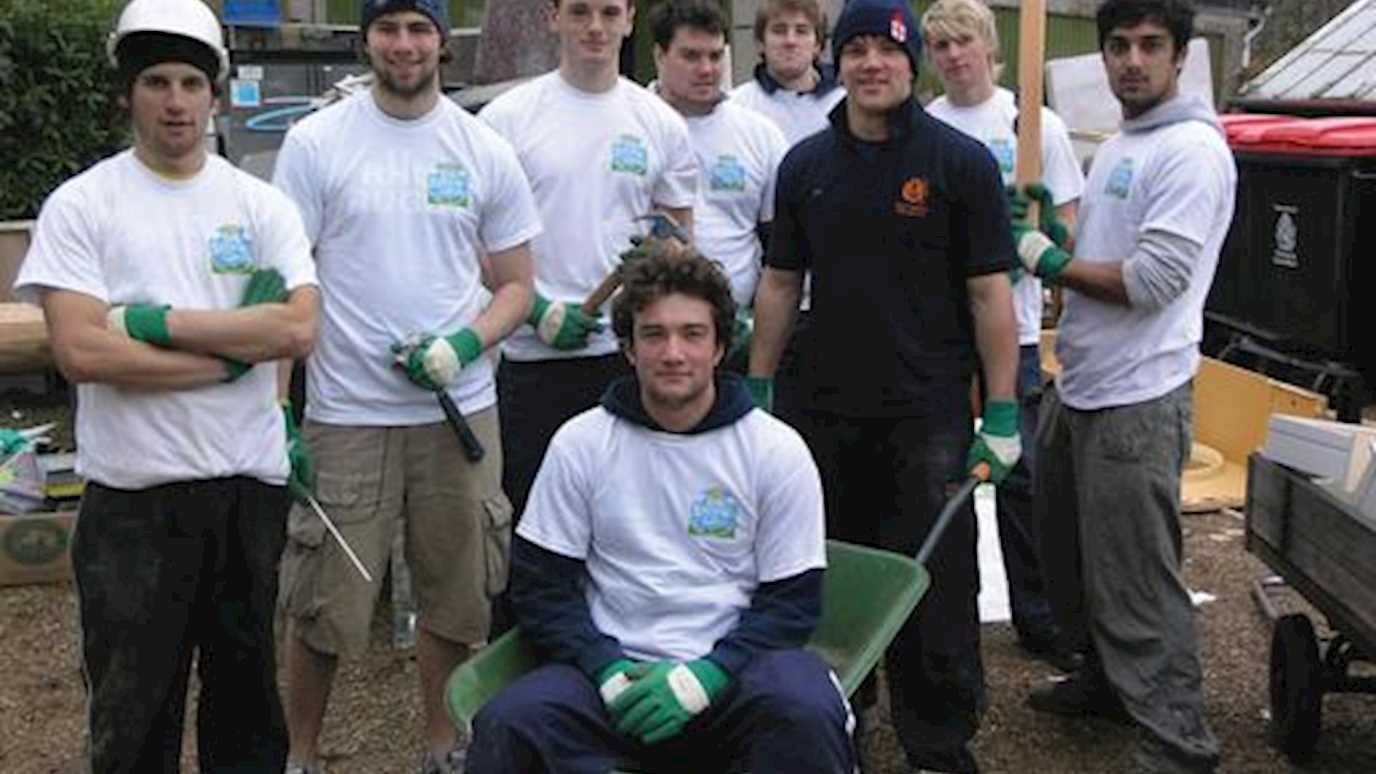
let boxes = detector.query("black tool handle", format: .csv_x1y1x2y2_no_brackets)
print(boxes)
915,474,983,566
438,391,485,462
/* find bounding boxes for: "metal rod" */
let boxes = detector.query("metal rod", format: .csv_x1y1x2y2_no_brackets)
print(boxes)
305,493,373,583
916,475,982,566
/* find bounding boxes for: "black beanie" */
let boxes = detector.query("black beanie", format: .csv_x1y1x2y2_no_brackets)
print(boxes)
116,31,220,92
360,0,449,37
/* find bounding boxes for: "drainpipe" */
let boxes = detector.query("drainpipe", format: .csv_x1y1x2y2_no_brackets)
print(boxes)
1242,2,1272,73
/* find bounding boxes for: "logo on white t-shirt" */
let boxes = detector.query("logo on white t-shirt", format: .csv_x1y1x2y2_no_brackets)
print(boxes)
687,485,744,539
1106,158,1135,199
611,134,649,176
208,224,255,274
708,155,747,192
989,138,1015,176
427,163,472,208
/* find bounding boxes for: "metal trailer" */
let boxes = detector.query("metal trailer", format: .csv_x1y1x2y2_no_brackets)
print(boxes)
1245,453,1376,763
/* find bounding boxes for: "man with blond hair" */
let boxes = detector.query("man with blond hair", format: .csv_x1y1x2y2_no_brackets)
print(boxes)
922,0,1085,673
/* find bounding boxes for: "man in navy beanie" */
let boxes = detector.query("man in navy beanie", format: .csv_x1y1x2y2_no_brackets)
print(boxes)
749,0,1021,771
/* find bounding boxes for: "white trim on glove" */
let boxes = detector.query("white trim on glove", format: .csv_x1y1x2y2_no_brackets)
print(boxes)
666,663,711,715
982,432,1023,468
1015,229,1056,274
535,302,568,346
422,338,461,387
600,672,633,706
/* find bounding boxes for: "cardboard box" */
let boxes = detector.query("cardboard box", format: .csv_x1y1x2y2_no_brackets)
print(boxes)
0,510,75,587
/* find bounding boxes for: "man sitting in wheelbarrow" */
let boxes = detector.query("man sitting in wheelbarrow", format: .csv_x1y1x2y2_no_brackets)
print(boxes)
466,250,855,773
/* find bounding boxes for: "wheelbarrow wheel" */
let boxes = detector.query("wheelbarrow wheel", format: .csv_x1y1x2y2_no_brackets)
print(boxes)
1269,613,1322,762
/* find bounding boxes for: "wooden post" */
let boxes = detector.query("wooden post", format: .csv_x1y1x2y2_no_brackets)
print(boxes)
1015,0,1047,224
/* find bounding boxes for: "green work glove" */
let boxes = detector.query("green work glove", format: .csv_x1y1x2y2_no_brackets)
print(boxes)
240,268,289,306
0,428,29,455
744,376,773,413
1012,221,1072,283
106,304,172,346
611,659,730,745
394,329,483,391
529,294,604,351
966,398,1022,485
220,269,291,382
729,309,754,361
597,658,647,713
1007,183,1070,247
282,399,315,502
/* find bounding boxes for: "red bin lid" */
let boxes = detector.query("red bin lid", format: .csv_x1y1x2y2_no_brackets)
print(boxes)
1231,116,1376,157
1218,113,1298,144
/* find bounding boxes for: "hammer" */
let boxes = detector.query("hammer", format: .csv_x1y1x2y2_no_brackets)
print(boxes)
391,340,485,463
582,212,691,315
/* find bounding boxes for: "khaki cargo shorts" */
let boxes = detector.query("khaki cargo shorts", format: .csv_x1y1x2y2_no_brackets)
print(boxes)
279,406,511,657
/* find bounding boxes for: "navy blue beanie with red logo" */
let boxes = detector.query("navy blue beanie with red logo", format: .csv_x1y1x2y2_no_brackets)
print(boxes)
831,0,923,74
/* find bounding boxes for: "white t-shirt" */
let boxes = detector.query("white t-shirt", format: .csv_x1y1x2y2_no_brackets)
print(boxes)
729,79,845,147
1057,119,1236,410
686,101,789,307
517,406,827,662
15,151,317,489
480,72,698,361
927,88,1085,345
273,92,542,424
729,78,844,311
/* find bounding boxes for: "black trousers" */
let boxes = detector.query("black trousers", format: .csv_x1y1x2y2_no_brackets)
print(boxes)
74,477,289,774
794,407,985,773
496,354,632,519
492,354,631,635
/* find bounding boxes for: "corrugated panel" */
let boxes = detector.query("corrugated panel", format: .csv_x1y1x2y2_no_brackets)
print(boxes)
1243,0,1376,100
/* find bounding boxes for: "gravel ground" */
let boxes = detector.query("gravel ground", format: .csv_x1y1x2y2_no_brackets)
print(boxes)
2,385,1375,773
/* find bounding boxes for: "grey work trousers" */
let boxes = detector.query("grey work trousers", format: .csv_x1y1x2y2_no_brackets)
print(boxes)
1036,382,1219,773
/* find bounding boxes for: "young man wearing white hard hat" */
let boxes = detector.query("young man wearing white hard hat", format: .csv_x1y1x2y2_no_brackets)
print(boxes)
14,0,320,771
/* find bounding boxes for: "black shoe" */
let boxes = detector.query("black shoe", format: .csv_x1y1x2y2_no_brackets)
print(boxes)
1018,636,1085,674
1027,672,1133,724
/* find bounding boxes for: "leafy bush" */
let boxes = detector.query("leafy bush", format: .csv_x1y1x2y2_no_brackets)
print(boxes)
0,0,127,220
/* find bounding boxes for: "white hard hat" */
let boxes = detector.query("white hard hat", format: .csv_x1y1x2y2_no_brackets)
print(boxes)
107,0,228,82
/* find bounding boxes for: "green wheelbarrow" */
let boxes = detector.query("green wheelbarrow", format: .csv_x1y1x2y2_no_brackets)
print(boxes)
445,476,980,761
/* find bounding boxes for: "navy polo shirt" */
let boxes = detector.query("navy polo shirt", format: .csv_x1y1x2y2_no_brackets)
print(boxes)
766,98,1015,418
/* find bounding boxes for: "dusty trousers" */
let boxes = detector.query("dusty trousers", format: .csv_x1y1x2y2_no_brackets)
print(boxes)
1036,383,1219,773
74,477,290,774
795,407,984,773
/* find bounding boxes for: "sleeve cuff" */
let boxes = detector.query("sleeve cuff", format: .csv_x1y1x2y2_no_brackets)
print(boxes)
575,640,629,681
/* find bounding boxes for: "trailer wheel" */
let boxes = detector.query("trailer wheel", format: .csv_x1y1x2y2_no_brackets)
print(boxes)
1270,613,1322,762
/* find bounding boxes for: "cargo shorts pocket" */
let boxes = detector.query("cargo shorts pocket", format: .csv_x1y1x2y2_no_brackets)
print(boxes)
482,495,513,598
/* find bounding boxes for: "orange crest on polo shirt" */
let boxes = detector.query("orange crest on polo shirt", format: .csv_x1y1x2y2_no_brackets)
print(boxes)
895,176,929,217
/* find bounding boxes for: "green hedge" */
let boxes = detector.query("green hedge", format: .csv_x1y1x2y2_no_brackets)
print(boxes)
0,0,127,220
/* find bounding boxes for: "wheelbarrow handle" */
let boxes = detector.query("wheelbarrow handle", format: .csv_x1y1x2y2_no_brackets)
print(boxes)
915,464,989,566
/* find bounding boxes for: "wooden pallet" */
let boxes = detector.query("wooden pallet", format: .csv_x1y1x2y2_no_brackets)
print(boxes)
0,303,51,374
